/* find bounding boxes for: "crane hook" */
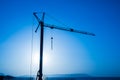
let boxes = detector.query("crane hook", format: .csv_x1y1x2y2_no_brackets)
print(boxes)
51,37,53,50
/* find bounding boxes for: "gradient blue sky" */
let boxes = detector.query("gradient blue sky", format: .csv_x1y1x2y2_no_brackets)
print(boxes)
0,0,120,77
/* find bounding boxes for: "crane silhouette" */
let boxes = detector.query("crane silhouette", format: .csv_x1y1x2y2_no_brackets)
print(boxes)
33,12,95,80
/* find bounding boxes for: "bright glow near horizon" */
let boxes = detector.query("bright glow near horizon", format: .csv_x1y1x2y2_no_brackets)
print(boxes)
32,53,39,66
32,52,51,67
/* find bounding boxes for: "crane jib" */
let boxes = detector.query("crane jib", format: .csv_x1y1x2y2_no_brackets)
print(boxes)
44,24,95,36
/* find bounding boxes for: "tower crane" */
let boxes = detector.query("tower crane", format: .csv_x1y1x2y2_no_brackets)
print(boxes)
33,12,95,80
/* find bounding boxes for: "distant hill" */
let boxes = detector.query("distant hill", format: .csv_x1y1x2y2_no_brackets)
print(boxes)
45,73,90,78
0,74,34,80
0,74,15,80
44,74,120,80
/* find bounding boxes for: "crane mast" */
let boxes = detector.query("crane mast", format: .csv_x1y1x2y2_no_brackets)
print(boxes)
33,12,95,80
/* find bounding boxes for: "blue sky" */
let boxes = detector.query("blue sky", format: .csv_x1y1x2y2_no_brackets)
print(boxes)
0,0,120,77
